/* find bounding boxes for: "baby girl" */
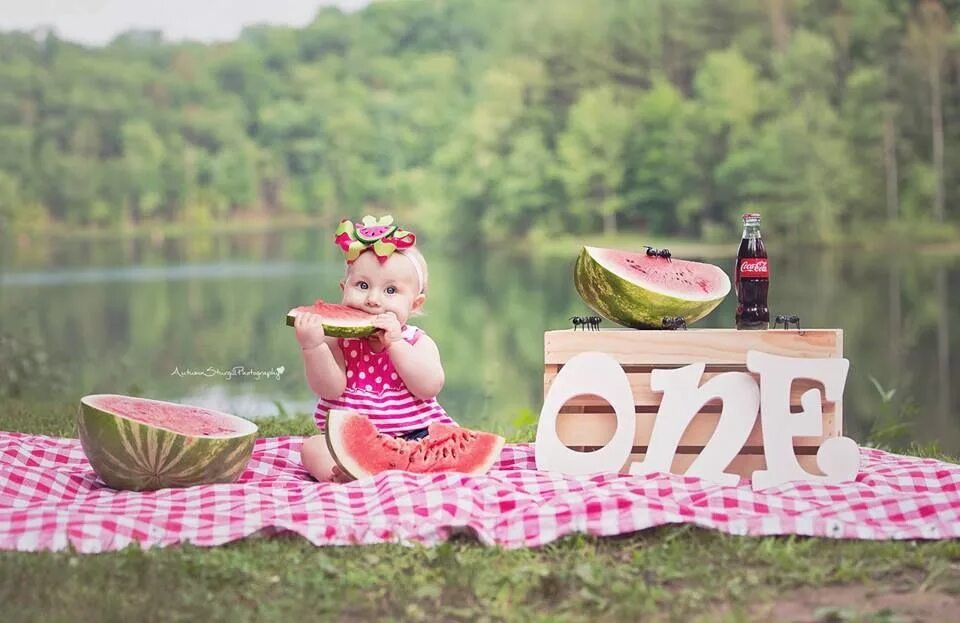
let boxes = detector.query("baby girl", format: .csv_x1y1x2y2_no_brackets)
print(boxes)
295,216,456,481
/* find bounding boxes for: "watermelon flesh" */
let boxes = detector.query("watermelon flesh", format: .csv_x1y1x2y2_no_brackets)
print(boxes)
89,395,241,436
574,246,730,329
286,300,377,338
78,394,257,491
325,410,505,480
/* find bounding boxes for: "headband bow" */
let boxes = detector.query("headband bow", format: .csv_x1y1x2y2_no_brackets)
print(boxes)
334,215,416,264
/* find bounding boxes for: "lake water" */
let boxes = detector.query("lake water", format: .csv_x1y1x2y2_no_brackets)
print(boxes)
1,229,957,453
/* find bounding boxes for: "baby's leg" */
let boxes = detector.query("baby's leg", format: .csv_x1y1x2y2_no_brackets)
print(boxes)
301,434,338,481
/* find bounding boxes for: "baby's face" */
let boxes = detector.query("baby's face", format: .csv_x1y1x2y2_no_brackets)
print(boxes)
340,251,424,325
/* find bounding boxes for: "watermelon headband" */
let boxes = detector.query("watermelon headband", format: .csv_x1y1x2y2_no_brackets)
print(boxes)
334,215,424,294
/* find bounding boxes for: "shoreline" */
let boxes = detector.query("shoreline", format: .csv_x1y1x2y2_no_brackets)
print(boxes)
3,218,958,258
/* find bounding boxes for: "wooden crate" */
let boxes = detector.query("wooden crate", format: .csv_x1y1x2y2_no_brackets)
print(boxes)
544,328,844,477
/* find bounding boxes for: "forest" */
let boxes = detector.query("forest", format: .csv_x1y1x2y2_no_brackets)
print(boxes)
1,0,959,243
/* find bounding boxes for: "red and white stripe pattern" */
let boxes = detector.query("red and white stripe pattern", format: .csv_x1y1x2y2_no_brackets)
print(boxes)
314,325,456,434
2,432,960,553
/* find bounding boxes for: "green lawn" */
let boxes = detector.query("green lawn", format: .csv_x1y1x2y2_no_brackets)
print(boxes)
2,400,959,622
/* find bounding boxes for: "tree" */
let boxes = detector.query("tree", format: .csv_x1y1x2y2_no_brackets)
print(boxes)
122,120,165,223
905,0,951,222
211,138,259,215
686,48,763,231
622,79,697,233
557,86,631,234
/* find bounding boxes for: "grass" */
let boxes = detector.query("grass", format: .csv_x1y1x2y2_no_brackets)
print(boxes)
2,399,959,622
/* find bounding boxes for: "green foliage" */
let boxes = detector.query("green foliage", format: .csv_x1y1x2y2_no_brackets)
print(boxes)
0,332,68,399
1,0,959,241
557,87,632,234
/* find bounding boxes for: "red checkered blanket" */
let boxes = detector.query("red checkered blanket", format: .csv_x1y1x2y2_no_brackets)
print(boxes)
1,432,958,552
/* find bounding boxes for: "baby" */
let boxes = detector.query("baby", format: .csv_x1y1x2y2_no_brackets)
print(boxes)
296,216,456,481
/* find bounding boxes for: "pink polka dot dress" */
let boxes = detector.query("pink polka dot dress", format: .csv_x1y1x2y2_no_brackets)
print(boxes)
314,325,457,435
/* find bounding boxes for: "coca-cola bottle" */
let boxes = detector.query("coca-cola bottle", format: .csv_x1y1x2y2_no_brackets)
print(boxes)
735,213,769,330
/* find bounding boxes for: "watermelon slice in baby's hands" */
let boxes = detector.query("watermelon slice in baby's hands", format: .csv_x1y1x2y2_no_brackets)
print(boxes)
286,300,377,338
325,410,505,480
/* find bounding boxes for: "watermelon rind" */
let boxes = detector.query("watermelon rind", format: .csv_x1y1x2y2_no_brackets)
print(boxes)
286,305,377,338
324,409,371,479
574,246,730,329
77,394,257,491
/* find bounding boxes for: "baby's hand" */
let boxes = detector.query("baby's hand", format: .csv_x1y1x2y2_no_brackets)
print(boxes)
294,312,326,350
371,312,403,348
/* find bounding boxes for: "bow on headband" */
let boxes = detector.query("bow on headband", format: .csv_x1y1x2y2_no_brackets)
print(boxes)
334,215,416,264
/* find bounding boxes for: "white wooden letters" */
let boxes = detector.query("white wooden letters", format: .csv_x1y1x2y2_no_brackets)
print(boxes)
535,350,860,489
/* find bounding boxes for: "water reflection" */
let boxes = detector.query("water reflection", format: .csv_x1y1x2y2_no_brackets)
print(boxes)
1,230,957,452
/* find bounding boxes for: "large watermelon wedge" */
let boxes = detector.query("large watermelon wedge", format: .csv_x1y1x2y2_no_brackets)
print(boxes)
325,410,505,480
574,246,730,329
78,394,257,491
286,300,377,338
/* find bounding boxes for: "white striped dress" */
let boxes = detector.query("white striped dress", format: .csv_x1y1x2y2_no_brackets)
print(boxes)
314,325,457,435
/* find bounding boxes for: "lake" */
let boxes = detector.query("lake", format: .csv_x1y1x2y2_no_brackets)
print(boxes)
1,229,957,453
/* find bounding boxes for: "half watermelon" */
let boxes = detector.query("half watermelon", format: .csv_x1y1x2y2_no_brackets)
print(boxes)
78,394,257,491
286,300,377,338
325,410,505,479
574,246,731,329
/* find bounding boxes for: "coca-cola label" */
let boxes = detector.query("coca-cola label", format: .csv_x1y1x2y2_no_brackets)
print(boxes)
738,258,769,279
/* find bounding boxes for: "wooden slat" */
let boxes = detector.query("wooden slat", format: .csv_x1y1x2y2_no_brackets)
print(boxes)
607,452,823,479
834,330,845,426
545,370,828,407
555,408,838,448
544,329,841,365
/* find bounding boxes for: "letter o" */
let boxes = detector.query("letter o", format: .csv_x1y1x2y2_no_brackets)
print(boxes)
535,352,635,475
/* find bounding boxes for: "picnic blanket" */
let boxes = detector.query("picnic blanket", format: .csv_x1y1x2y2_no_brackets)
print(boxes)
2,432,959,553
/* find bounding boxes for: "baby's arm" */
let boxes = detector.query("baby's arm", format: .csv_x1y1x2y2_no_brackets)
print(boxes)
294,313,347,399
388,334,445,400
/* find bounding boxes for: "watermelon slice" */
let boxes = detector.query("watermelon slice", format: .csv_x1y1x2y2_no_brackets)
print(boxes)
355,224,397,243
286,300,377,338
574,245,731,329
325,410,505,479
77,394,257,491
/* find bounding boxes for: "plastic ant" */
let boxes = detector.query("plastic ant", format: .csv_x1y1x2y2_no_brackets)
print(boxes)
773,314,801,330
661,316,687,330
571,315,602,331
645,246,672,260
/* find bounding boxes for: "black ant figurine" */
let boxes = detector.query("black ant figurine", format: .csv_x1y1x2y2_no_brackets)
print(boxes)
661,316,687,330
645,246,672,260
773,314,801,330
571,315,602,331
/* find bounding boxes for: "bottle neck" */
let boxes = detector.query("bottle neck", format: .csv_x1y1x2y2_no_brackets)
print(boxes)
742,224,761,240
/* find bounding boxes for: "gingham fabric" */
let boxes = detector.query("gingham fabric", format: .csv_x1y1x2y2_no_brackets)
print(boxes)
1,432,958,553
